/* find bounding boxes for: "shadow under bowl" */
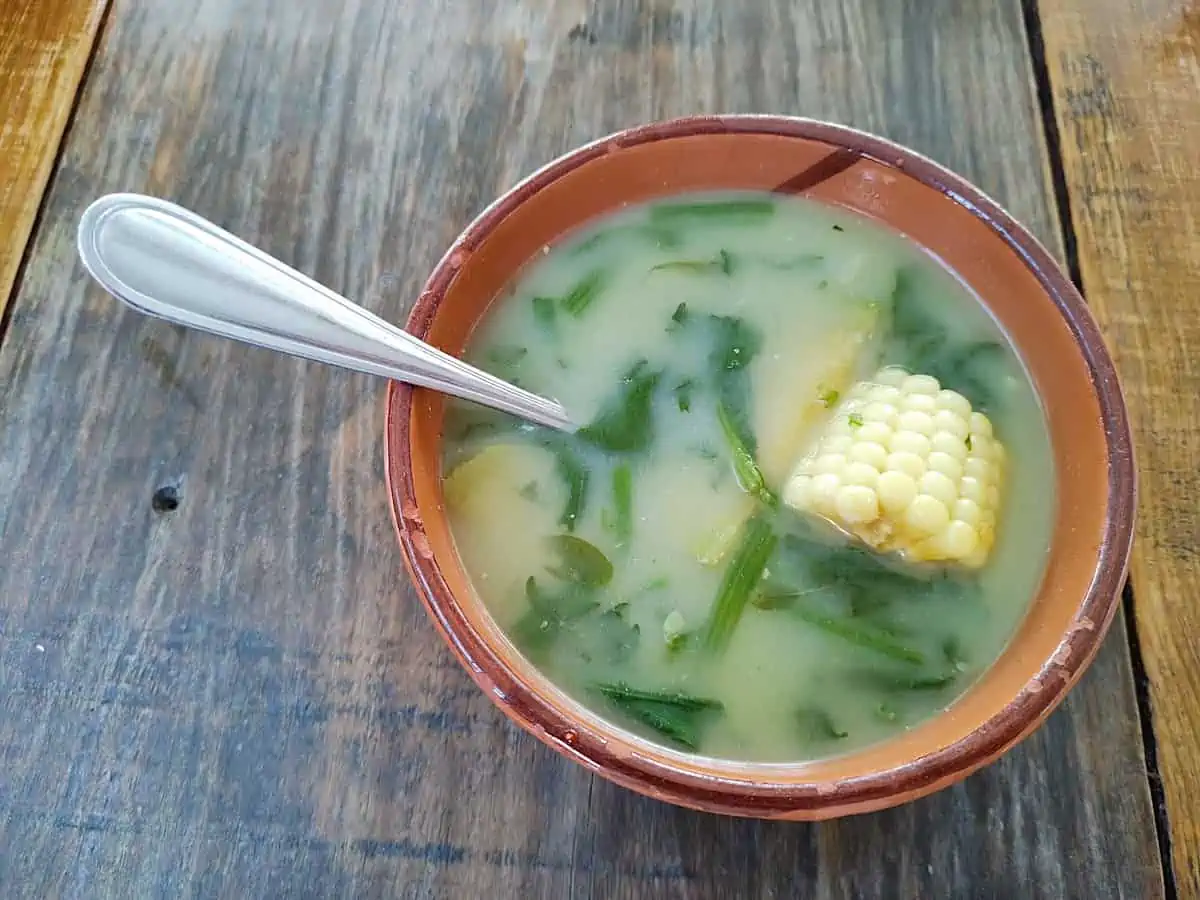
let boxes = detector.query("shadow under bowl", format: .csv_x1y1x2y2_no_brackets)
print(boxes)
384,115,1136,820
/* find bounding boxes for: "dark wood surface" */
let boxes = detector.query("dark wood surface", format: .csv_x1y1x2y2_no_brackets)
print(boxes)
0,1,1171,897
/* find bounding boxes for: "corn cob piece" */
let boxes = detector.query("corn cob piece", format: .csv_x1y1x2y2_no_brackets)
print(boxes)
783,365,1006,569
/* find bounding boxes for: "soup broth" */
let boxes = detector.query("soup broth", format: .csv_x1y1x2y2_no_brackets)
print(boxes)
441,191,1054,762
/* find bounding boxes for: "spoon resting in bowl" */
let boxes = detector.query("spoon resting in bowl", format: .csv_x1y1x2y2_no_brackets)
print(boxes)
75,192,573,432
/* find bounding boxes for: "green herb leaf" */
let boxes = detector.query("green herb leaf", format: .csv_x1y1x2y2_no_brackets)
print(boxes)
649,198,776,225
703,515,778,653
539,437,589,532
593,682,724,711
793,606,925,664
610,463,633,544
651,249,735,277
717,401,778,507
819,387,840,408
848,412,864,428
763,253,825,270
511,576,601,658
796,706,848,741
606,697,701,749
844,667,958,692
709,315,761,373
546,534,614,587
562,270,606,317
532,296,557,329
577,361,661,453
670,301,689,328
485,345,527,379
673,378,695,413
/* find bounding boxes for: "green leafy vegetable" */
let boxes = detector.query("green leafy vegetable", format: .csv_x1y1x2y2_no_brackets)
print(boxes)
796,706,848,741
485,345,527,381
763,253,825,270
709,315,761,373
532,295,557,328
610,463,633,544
942,636,968,671
706,314,763,455
848,412,864,428
562,270,606,317
577,361,661,453
510,576,600,658
569,223,682,256
546,534,614,587
649,198,776,225
585,609,641,664
703,515,778,653
669,301,689,329
592,683,723,750
593,683,724,711
717,401,777,507
886,271,1006,411
674,378,695,412
843,667,958,692
538,435,589,532
793,606,925,664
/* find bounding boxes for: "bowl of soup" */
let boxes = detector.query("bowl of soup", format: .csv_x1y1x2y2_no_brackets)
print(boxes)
385,116,1135,819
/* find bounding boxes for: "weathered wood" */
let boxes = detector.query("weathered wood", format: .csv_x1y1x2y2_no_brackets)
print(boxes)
0,0,1164,896
1036,0,1200,894
0,0,108,318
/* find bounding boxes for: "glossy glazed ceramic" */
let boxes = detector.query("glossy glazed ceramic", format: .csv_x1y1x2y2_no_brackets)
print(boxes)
384,116,1136,820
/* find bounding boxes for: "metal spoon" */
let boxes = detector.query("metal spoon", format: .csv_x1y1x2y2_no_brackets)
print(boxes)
75,192,573,431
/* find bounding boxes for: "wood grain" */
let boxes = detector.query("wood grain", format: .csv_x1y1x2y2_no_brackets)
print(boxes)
1036,0,1200,894
0,0,107,318
0,0,1165,897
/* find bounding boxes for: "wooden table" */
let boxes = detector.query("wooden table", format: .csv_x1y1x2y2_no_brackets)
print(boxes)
0,1,1194,897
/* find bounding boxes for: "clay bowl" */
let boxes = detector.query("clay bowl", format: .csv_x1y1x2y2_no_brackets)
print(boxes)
385,115,1135,819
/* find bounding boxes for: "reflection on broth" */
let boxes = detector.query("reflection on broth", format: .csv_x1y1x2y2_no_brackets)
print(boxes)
442,192,1054,762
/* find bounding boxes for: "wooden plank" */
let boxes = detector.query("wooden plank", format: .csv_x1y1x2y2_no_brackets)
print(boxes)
0,0,1164,896
0,0,107,317
1036,0,1200,893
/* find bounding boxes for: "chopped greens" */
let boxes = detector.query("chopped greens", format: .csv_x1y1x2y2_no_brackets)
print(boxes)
561,270,606,317
546,534,614,587
886,270,1006,411
673,378,695,412
610,463,633,544
669,301,689,329
532,295,557,328
593,682,723,749
649,198,776,225
577,361,661,453
537,435,589,532
796,707,848,741
651,249,734,276
793,606,925,665
706,314,762,452
703,515,777,653
593,682,723,711
717,401,777,507
510,576,600,659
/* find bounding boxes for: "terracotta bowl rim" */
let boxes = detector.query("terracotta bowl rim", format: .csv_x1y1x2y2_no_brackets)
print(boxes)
384,114,1137,816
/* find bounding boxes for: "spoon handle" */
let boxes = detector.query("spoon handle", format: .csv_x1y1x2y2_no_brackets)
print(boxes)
76,193,572,431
